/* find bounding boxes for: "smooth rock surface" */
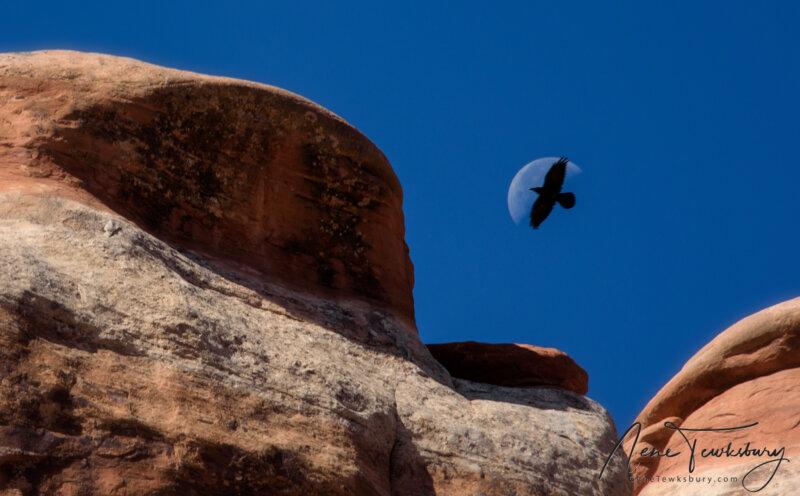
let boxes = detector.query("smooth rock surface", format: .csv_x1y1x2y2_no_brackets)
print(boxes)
631,298,800,496
0,51,630,495
427,341,589,395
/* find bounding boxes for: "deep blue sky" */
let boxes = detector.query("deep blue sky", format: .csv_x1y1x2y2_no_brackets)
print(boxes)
3,1,799,426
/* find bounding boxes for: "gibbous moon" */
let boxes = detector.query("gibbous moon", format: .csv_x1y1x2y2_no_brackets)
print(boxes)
507,157,581,225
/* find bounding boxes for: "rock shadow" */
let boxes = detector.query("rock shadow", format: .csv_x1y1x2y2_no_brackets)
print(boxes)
453,378,595,412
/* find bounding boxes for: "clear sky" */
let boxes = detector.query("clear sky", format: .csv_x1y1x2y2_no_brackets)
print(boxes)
3,1,799,427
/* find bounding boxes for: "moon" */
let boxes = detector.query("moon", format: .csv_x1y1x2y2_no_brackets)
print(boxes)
507,157,582,225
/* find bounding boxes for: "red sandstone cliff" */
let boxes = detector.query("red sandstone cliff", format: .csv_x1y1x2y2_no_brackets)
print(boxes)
0,50,414,326
0,51,629,495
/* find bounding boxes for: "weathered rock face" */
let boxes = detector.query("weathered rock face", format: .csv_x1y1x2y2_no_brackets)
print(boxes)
0,51,630,495
630,298,800,496
0,50,414,326
427,341,589,395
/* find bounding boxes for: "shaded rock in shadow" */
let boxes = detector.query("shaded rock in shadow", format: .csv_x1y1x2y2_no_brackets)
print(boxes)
428,341,589,394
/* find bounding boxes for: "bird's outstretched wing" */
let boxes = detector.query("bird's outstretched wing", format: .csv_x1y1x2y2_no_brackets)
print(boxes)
542,157,568,191
530,195,555,229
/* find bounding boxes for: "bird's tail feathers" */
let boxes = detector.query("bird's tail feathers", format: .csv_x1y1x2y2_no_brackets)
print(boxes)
557,192,576,209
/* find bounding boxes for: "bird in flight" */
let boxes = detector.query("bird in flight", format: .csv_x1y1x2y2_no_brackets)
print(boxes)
529,157,576,229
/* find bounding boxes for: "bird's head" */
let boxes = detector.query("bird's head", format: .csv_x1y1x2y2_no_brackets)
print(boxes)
529,187,544,194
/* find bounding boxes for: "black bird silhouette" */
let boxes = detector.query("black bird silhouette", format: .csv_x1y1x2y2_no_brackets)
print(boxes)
529,157,576,229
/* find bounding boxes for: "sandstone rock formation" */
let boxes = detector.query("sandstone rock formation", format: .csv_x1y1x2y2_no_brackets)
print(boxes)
630,298,800,496
427,342,589,395
0,50,414,326
0,51,630,495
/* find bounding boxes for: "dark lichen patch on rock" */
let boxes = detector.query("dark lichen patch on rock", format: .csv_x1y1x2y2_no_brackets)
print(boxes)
48,90,236,232
301,143,384,297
